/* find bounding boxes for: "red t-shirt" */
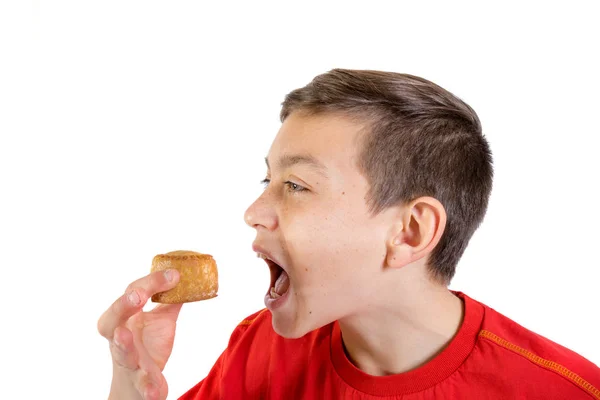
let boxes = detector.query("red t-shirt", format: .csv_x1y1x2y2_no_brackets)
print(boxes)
179,292,600,399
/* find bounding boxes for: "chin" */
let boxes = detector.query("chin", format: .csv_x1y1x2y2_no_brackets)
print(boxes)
270,310,332,339
271,314,308,339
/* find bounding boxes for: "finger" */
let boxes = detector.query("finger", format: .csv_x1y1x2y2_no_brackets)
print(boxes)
98,289,146,339
111,326,139,370
125,269,180,295
141,379,160,400
97,270,180,339
133,368,164,400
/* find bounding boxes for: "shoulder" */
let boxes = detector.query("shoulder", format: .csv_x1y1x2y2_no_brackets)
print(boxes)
226,308,272,347
236,308,271,328
473,295,600,398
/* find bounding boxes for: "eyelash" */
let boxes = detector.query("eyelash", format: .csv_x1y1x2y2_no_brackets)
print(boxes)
260,178,307,193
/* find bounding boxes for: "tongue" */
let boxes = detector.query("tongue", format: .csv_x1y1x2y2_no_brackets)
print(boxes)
273,269,290,295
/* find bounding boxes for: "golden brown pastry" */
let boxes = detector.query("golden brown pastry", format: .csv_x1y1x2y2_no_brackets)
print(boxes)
150,250,218,304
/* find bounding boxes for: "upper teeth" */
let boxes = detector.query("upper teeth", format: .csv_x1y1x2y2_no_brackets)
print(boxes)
257,253,270,261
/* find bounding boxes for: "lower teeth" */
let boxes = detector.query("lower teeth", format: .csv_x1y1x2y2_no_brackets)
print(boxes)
270,287,281,299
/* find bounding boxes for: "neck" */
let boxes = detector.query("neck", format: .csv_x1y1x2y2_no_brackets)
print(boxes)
338,279,464,376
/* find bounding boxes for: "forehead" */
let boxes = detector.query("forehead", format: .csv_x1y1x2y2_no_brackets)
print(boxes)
268,112,366,171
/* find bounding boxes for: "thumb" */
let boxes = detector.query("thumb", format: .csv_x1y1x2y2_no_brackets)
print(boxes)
150,303,183,320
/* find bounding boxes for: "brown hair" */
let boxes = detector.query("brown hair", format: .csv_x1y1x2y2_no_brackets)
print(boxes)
280,69,493,285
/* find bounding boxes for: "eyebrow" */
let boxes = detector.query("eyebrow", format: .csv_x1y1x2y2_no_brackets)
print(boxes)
265,154,328,177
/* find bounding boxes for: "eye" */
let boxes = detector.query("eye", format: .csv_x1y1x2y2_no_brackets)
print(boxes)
284,181,306,193
260,178,306,193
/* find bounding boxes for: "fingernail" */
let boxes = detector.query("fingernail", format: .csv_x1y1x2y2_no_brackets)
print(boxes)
164,269,174,282
128,290,141,305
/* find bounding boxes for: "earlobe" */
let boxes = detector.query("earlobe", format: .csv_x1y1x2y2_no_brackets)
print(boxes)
386,237,413,269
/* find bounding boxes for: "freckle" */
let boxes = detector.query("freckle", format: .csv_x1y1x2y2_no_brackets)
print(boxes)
305,268,308,272
342,192,345,195
309,311,312,314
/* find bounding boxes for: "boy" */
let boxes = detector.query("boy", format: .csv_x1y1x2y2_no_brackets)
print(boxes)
98,69,600,399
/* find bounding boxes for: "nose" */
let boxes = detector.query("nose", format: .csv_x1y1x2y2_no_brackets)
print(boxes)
244,193,278,231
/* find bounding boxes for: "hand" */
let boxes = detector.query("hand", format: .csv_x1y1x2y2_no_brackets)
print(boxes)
98,269,182,400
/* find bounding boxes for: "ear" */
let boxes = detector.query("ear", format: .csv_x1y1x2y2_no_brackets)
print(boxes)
385,196,447,269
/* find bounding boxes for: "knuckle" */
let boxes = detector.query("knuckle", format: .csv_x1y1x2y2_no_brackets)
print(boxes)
150,271,164,287
110,340,122,357
97,318,108,338
111,343,135,369
116,293,129,313
135,288,148,303
97,307,117,338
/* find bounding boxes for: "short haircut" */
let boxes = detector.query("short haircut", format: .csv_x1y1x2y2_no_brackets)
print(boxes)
280,69,494,285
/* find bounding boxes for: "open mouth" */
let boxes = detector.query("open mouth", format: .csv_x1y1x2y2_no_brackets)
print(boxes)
258,254,290,299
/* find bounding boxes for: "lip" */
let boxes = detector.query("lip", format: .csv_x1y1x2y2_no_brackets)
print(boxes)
252,244,287,272
264,285,290,311
253,243,291,311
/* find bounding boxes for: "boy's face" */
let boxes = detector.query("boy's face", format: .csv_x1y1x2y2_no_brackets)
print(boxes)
245,111,397,338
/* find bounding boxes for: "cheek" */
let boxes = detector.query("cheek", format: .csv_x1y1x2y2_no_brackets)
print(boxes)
281,209,332,274
282,203,384,289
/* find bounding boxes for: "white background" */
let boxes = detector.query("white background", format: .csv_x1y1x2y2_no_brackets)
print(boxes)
1,1,599,399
